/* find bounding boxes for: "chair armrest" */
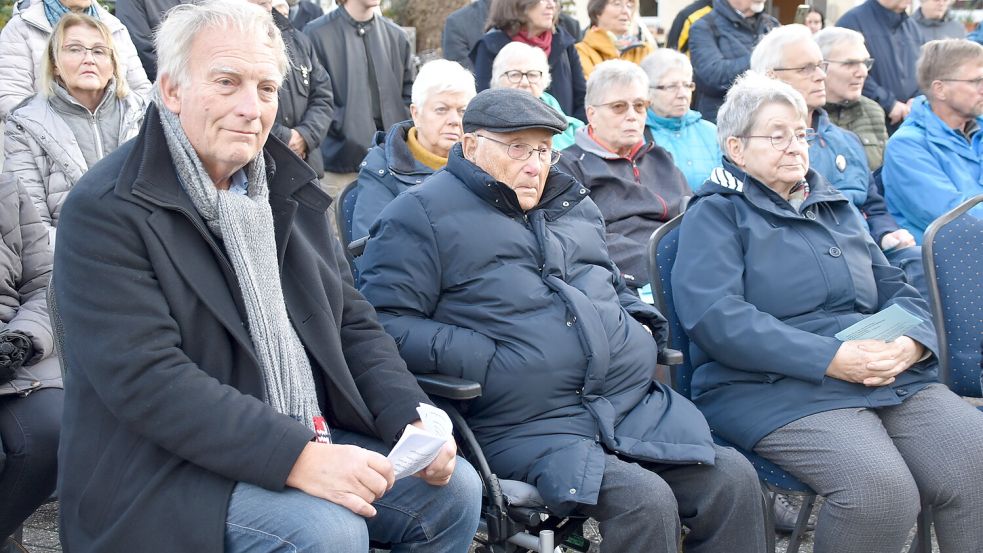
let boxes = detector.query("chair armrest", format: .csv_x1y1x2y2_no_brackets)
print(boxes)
658,348,683,366
347,236,368,257
415,373,482,400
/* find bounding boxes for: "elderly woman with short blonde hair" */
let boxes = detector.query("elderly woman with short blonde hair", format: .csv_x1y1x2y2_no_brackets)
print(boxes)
673,71,983,553
491,41,584,150
3,13,145,244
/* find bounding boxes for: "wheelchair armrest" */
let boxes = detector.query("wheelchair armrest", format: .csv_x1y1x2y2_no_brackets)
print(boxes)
347,236,368,257
658,348,683,366
415,373,482,400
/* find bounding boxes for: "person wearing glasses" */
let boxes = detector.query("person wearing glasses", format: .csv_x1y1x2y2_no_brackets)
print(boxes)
815,27,889,171
359,87,766,553
641,49,722,191
673,71,983,553
574,0,653,79
490,41,584,150
471,0,588,121
883,39,983,241
557,60,690,289
3,14,145,245
0,0,150,120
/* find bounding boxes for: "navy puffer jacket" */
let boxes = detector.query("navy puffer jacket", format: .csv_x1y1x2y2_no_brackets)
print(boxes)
359,144,715,514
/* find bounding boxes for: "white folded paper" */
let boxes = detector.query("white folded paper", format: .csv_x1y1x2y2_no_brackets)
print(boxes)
388,403,453,480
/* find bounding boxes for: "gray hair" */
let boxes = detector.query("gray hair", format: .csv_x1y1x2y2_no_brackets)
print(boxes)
717,71,809,150
412,59,477,107
491,41,552,90
155,0,288,87
918,39,983,99
749,24,814,73
640,48,692,87
813,26,866,59
585,59,649,106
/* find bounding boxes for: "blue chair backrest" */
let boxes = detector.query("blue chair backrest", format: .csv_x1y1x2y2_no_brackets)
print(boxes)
648,214,813,493
922,194,983,397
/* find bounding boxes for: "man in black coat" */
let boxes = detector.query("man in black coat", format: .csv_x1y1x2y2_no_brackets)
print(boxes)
53,1,481,551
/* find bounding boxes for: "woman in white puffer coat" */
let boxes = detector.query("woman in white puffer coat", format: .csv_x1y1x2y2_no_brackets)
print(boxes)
0,0,150,120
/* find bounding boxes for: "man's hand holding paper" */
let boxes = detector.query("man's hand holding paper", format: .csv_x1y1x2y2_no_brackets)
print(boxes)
388,404,457,484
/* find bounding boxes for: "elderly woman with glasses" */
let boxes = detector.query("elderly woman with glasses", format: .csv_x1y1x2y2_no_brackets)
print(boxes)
350,59,476,241
557,59,690,290
641,49,722,191
471,0,588,121
575,0,653,78
3,14,145,245
672,71,983,553
491,41,584,150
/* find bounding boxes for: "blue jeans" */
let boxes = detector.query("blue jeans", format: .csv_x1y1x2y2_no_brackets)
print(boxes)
224,429,482,553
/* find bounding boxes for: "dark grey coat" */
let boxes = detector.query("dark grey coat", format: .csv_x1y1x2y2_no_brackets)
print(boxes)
114,0,187,81
359,144,715,515
304,8,413,173
53,105,431,552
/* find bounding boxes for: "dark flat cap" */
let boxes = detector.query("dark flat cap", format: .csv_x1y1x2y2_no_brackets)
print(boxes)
463,88,569,135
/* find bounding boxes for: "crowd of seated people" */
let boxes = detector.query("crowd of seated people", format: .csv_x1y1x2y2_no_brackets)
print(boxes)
0,0,981,551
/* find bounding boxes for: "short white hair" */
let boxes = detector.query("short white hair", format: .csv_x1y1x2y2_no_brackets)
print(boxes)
155,0,288,87
585,60,649,106
411,59,477,107
716,71,808,150
640,48,692,87
750,24,814,73
813,27,866,59
491,41,552,91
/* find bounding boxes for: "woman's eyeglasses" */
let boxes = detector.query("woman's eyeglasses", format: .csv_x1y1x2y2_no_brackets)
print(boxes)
593,99,650,115
650,82,696,93
503,70,544,84
736,129,818,151
62,43,112,62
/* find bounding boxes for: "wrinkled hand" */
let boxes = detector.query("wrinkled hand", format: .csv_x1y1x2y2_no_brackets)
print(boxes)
288,129,308,159
888,101,911,125
826,337,925,387
286,442,394,517
880,229,916,251
410,420,457,486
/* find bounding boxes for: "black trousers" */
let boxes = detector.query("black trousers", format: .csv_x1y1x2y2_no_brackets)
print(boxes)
576,443,767,553
0,388,62,538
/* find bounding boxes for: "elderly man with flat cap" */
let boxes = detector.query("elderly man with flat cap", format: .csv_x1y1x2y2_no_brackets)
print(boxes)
358,88,767,553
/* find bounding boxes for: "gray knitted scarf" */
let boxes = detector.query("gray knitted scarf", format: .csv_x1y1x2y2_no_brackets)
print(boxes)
153,91,321,431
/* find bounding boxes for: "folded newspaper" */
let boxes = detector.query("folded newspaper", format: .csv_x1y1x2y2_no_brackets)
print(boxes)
388,403,453,480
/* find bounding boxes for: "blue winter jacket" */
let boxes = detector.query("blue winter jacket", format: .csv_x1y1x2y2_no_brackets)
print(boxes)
351,120,436,240
645,109,722,191
688,0,778,122
471,28,588,122
836,0,923,113
359,144,715,513
672,159,939,450
882,96,983,242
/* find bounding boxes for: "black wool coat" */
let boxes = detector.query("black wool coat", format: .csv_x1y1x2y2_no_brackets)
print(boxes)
53,105,430,552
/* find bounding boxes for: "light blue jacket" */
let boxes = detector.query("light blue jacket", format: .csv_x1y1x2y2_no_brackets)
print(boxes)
808,109,870,208
645,109,722,191
882,96,983,242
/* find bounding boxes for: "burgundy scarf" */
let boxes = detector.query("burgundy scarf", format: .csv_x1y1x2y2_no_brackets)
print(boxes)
513,28,553,58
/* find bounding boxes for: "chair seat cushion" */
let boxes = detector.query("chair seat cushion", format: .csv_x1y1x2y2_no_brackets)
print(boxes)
500,479,546,508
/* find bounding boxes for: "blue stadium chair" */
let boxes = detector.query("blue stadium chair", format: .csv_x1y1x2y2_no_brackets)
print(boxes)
334,179,360,266
921,194,983,398
648,214,932,553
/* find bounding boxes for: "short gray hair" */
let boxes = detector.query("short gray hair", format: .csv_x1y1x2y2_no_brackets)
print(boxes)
412,59,476,107
717,71,808,150
585,59,649,106
750,24,813,73
640,48,692,87
491,41,552,90
918,39,983,99
155,0,288,88
813,26,866,59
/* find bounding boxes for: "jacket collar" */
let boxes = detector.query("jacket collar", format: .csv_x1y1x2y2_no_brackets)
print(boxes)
572,125,652,161
867,0,908,29
446,142,586,220
21,2,122,33
483,26,575,60
693,158,847,217
378,120,434,180
907,95,983,157
711,0,765,27
645,109,701,131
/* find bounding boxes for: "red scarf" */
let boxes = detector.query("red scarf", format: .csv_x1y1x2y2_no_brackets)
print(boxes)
513,28,553,58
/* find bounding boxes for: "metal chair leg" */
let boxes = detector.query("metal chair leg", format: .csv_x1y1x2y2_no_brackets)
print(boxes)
911,507,933,553
786,494,817,553
761,484,777,553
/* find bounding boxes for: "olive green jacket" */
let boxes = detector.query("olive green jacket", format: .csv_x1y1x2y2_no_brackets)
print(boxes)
824,96,889,171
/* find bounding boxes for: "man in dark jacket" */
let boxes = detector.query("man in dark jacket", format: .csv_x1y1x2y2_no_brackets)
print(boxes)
688,0,778,122
359,87,766,553
557,60,690,289
666,0,712,53
288,0,323,30
52,2,481,551
836,0,925,133
115,0,190,80
304,0,414,186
